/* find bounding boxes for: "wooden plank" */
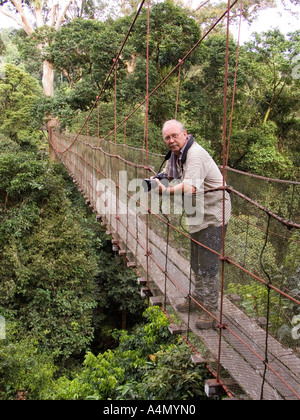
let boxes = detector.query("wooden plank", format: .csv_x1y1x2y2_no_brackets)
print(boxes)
169,324,190,335
167,297,283,400
150,296,163,307
222,300,300,400
191,354,207,365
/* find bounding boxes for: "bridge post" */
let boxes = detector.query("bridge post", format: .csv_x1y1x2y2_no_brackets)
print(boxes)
47,119,60,163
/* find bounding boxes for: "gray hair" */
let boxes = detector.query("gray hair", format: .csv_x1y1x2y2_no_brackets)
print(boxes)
162,120,186,135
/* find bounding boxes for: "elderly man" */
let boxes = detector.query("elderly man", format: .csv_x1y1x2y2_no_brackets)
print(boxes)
155,120,231,329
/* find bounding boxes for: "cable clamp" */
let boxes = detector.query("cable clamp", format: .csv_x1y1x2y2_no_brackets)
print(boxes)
216,323,228,330
219,255,230,263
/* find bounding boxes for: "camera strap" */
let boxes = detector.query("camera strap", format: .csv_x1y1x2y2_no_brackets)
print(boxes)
180,135,194,168
157,151,172,174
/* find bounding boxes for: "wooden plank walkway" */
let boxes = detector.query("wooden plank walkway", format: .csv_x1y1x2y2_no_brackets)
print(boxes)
98,191,300,400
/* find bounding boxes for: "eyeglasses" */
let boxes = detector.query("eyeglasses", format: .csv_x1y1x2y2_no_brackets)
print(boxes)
164,132,183,142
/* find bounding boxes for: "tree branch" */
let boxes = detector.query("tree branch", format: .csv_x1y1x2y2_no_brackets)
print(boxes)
10,0,34,34
55,0,73,30
0,7,31,34
34,6,44,28
49,1,59,27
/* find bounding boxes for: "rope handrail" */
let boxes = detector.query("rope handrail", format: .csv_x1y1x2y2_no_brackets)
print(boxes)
57,132,300,185
222,166,300,185
50,130,300,230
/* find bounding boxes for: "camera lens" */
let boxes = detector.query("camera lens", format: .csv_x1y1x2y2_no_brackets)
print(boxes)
142,179,152,192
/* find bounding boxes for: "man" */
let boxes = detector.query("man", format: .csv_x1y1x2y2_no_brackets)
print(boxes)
154,120,231,329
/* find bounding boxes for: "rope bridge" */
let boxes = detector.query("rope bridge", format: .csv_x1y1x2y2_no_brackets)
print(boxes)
47,0,300,400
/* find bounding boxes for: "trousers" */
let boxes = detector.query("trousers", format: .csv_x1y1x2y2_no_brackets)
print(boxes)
190,225,227,312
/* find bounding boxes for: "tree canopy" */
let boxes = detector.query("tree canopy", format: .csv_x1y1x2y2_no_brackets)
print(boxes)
9,1,296,179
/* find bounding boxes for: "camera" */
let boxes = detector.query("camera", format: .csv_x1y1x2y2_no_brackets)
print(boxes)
143,173,169,192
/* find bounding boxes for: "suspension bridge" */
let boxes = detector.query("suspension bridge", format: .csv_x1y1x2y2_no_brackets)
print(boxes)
47,0,300,400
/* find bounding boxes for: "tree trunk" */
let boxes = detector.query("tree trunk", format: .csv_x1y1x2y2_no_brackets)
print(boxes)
47,118,60,163
263,105,272,124
121,309,127,330
42,59,57,160
42,59,54,97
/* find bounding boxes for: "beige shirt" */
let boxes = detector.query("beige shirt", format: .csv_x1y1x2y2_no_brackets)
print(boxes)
164,142,231,233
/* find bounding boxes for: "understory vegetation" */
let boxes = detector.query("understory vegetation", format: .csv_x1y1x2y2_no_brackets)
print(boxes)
0,129,211,400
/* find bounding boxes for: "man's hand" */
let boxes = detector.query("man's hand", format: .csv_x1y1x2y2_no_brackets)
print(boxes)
154,178,168,195
154,180,196,196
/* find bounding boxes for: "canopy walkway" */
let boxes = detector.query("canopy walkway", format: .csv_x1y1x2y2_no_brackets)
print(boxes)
49,128,300,400
47,0,300,400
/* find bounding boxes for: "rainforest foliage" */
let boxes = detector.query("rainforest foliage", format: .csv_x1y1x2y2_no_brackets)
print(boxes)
0,0,299,400
11,2,299,179
1,2,299,178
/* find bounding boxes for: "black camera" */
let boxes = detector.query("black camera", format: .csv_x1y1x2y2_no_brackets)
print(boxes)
143,173,169,192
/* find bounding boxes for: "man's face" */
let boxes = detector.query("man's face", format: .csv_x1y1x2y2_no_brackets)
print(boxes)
163,123,188,156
